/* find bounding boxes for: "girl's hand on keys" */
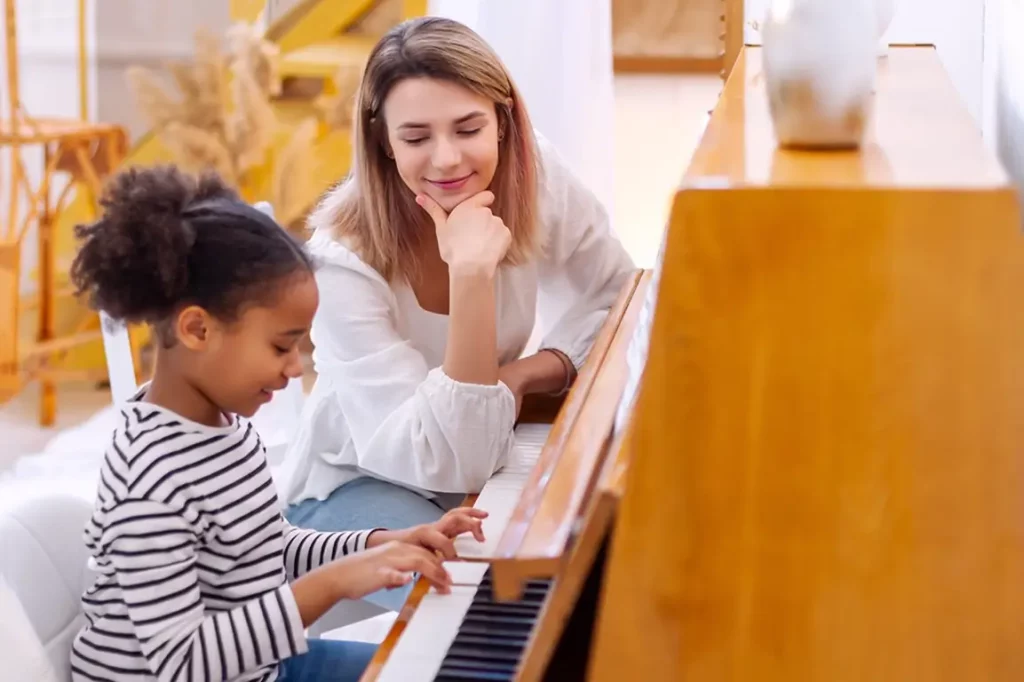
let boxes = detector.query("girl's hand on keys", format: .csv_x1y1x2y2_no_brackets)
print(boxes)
332,541,453,598
399,507,489,560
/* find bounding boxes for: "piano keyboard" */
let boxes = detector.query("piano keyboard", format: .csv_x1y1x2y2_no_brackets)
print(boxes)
377,423,552,682
453,423,550,559
434,568,552,680
377,563,552,682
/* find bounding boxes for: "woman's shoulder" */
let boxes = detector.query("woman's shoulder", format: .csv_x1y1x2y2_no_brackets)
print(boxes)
305,228,399,315
530,130,606,252
305,221,386,279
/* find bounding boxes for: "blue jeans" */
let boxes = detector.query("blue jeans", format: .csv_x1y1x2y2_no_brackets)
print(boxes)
278,639,377,682
286,477,461,611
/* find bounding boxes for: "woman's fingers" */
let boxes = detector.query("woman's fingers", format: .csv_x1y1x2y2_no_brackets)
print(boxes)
416,193,448,228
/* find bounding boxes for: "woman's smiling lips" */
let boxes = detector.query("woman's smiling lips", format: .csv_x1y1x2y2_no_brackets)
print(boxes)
427,173,474,191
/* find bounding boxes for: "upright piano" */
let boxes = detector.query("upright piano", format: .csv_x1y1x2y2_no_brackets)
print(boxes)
361,45,1024,682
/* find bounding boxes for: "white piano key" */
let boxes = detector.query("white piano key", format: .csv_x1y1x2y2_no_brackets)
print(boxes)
456,487,523,558
453,423,552,559
376,586,476,682
442,561,489,588
375,423,553,680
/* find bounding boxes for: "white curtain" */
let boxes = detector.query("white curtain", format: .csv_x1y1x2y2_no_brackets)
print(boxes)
995,0,1024,211
425,0,616,221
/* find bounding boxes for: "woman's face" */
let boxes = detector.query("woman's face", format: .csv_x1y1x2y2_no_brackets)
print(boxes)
383,77,500,213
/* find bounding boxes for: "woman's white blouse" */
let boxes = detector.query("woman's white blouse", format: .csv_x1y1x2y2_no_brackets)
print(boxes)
277,135,635,505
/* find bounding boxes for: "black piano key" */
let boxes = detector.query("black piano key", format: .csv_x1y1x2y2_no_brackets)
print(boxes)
466,602,543,618
451,631,530,650
438,657,518,674
450,633,527,651
433,568,553,682
446,642,523,663
434,671,512,682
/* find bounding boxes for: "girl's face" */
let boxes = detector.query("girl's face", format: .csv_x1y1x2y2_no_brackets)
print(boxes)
181,273,319,419
383,77,501,213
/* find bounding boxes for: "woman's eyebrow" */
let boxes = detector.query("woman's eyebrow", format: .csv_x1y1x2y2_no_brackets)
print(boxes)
398,111,487,130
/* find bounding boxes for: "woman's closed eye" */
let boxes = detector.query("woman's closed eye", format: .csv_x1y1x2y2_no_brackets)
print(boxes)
401,128,483,146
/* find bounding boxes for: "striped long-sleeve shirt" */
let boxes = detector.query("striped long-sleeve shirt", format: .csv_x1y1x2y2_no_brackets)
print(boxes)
70,396,377,681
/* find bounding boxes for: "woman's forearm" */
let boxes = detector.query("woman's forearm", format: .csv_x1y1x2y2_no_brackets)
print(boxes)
444,268,499,385
500,351,570,396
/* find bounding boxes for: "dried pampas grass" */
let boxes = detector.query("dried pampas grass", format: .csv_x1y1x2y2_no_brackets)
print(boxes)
227,66,277,173
319,59,365,129
126,67,183,131
163,122,238,185
273,117,320,226
226,22,281,97
127,22,287,202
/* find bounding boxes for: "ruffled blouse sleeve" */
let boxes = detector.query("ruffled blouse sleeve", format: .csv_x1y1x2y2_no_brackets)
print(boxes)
304,238,517,494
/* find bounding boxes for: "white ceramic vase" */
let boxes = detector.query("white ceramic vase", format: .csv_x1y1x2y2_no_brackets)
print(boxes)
762,0,877,150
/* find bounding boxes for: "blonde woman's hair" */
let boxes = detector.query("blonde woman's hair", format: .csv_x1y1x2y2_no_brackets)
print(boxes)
308,17,541,283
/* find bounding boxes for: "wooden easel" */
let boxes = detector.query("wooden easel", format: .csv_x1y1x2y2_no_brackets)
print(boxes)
1,0,131,425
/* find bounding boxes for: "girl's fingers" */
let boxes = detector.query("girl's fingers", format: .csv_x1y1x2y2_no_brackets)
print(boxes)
378,568,413,589
421,528,457,560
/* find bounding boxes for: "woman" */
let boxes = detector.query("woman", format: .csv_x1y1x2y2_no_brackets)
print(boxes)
279,17,634,558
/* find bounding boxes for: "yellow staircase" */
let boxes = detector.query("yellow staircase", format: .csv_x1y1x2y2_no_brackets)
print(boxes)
41,0,424,377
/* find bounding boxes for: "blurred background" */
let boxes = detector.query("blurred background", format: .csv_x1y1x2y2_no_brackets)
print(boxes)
0,0,1020,483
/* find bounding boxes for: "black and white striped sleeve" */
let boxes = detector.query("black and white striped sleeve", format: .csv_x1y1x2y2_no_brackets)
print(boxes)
101,499,307,681
281,521,378,580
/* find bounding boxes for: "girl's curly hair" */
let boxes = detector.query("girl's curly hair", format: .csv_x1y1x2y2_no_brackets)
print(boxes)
71,165,313,342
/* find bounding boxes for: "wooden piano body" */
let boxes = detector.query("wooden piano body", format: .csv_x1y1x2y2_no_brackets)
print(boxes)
362,45,1024,681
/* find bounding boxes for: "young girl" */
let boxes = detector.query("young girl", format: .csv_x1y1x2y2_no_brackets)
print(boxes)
67,166,486,682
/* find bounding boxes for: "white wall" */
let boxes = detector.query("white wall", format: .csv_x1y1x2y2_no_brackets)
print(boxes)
992,0,1024,202
426,0,617,213
1,0,230,293
745,0,986,132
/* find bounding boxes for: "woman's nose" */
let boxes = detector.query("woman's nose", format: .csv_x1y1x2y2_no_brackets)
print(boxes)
432,137,461,169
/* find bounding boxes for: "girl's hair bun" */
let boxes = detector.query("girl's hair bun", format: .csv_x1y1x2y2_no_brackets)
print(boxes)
70,166,236,324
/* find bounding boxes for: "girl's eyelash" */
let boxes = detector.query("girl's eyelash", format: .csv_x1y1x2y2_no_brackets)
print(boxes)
273,345,290,354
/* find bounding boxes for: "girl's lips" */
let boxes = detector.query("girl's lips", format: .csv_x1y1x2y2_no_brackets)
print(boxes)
427,173,473,191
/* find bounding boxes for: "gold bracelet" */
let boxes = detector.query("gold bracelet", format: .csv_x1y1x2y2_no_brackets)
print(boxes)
540,348,576,396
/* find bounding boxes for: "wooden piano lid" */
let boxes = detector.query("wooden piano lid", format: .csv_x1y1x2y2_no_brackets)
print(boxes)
487,270,650,601
687,45,1010,190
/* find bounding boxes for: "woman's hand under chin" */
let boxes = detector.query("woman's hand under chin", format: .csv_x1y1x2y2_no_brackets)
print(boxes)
417,191,511,277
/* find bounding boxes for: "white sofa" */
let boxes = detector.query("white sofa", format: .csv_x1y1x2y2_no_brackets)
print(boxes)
0,493,396,681
0,494,94,680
